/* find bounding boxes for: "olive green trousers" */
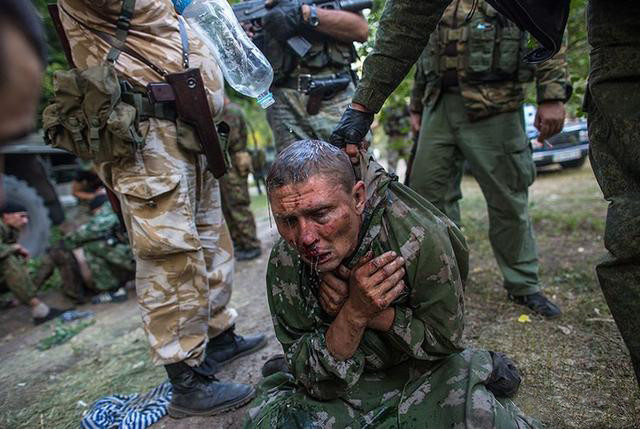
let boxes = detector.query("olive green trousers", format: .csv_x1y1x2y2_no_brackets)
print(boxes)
410,93,539,296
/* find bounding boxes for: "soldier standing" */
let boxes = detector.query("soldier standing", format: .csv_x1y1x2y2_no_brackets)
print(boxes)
54,0,266,417
585,0,640,386
407,0,570,318
252,0,368,152
219,98,262,261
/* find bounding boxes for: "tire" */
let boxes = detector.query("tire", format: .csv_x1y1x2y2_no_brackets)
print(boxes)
1,174,52,257
560,156,587,169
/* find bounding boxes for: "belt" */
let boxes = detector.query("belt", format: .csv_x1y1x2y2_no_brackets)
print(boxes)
278,71,352,94
121,91,177,122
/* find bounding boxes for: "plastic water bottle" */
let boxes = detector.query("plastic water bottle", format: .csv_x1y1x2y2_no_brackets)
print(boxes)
175,0,275,109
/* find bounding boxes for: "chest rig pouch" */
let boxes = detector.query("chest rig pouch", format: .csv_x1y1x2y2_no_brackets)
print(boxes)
464,2,534,83
43,0,150,163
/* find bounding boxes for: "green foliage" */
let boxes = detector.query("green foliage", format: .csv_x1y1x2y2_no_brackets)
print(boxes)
37,318,95,351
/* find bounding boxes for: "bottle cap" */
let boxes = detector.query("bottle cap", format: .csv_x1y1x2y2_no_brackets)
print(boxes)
173,0,192,15
257,91,275,109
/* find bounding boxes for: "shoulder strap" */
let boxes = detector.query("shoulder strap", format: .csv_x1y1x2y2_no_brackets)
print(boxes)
58,1,168,77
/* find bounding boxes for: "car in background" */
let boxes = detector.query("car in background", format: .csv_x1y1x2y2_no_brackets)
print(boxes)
524,104,589,169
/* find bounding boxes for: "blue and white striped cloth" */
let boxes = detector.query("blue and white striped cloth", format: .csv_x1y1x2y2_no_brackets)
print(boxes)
81,381,172,429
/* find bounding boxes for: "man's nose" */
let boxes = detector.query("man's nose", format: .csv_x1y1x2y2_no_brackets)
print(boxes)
298,220,317,247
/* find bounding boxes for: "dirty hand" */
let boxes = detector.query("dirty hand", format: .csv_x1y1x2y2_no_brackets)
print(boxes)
534,101,565,141
410,111,422,135
319,265,350,317
329,104,374,164
345,250,406,324
12,243,29,259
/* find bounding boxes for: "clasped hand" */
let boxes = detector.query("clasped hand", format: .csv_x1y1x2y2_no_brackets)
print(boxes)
319,250,405,324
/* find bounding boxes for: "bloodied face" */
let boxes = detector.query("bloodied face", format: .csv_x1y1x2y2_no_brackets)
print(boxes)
269,174,366,272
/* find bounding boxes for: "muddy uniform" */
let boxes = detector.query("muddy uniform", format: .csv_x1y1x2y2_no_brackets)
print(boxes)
585,0,640,384
0,222,38,304
219,103,260,253
406,0,570,297
244,155,539,428
58,0,236,366
380,105,411,173
256,4,358,152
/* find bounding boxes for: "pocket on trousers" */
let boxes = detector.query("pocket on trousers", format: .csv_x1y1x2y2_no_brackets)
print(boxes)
114,174,201,258
495,146,536,192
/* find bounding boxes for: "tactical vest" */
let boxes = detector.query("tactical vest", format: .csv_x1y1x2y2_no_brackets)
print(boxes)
423,1,535,85
254,28,356,84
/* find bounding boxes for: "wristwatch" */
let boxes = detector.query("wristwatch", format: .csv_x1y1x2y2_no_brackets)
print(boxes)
308,5,319,27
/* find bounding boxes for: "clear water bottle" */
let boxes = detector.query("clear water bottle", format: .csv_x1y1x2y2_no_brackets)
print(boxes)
175,0,275,109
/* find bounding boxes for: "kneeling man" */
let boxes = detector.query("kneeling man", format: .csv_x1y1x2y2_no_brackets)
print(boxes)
245,140,539,428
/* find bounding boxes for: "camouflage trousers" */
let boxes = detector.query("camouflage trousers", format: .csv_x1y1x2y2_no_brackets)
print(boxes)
586,0,640,384
266,83,355,152
95,118,236,366
220,167,260,251
244,349,539,428
410,93,540,296
0,253,37,305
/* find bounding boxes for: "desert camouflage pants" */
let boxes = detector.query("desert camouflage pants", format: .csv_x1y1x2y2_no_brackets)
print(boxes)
0,253,37,305
95,118,236,366
220,167,260,251
587,0,640,385
266,84,355,152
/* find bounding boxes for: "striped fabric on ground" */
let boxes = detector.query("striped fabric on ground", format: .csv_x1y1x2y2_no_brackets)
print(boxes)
81,381,172,429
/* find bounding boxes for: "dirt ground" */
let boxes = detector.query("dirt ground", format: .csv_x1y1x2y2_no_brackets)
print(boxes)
1,161,639,429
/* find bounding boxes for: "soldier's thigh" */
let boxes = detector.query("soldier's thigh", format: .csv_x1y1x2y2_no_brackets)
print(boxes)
310,84,355,142
267,88,310,152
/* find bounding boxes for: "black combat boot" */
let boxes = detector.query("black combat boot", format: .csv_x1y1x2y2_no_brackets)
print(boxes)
509,292,562,319
204,326,267,369
164,361,255,418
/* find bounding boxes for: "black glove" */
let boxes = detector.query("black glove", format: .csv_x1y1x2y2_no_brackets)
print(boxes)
329,106,374,148
262,0,304,43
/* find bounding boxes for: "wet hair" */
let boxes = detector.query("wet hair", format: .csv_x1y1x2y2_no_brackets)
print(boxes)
266,140,356,195
0,201,27,215
0,0,47,82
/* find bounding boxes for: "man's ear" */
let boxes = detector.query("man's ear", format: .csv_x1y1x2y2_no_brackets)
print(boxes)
352,180,366,215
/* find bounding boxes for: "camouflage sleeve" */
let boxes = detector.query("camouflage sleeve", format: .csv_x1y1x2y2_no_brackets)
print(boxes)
64,211,118,249
266,241,366,400
0,242,16,259
100,243,135,272
352,0,451,112
382,188,466,360
409,50,428,113
534,32,571,104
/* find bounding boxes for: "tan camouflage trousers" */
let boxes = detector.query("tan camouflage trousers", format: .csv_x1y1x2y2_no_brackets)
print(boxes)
95,118,236,366
266,84,355,152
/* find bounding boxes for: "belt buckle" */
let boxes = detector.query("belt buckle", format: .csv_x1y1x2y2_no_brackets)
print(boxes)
297,74,312,94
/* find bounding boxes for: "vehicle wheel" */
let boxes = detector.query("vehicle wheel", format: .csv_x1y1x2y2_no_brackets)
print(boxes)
1,174,51,257
560,156,587,169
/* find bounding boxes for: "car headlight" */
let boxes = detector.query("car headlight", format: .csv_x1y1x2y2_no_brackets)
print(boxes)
579,130,588,142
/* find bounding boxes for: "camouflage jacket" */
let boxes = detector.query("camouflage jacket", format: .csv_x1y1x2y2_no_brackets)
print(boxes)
64,206,134,279
266,155,469,407
221,102,248,155
58,0,225,119
409,0,570,121
0,222,19,260
352,0,452,112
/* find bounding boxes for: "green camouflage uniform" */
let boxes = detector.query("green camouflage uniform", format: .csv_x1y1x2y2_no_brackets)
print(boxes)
64,205,134,293
0,222,38,304
380,105,412,173
244,155,539,428
406,0,570,296
257,10,358,152
59,0,237,366
219,102,260,252
585,0,640,384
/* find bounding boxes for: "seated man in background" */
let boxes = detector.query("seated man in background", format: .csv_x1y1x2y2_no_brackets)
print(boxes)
36,195,134,304
0,202,65,324
71,164,105,208
244,140,538,428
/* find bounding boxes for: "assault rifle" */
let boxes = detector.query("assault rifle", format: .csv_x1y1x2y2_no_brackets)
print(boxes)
233,0,372,57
